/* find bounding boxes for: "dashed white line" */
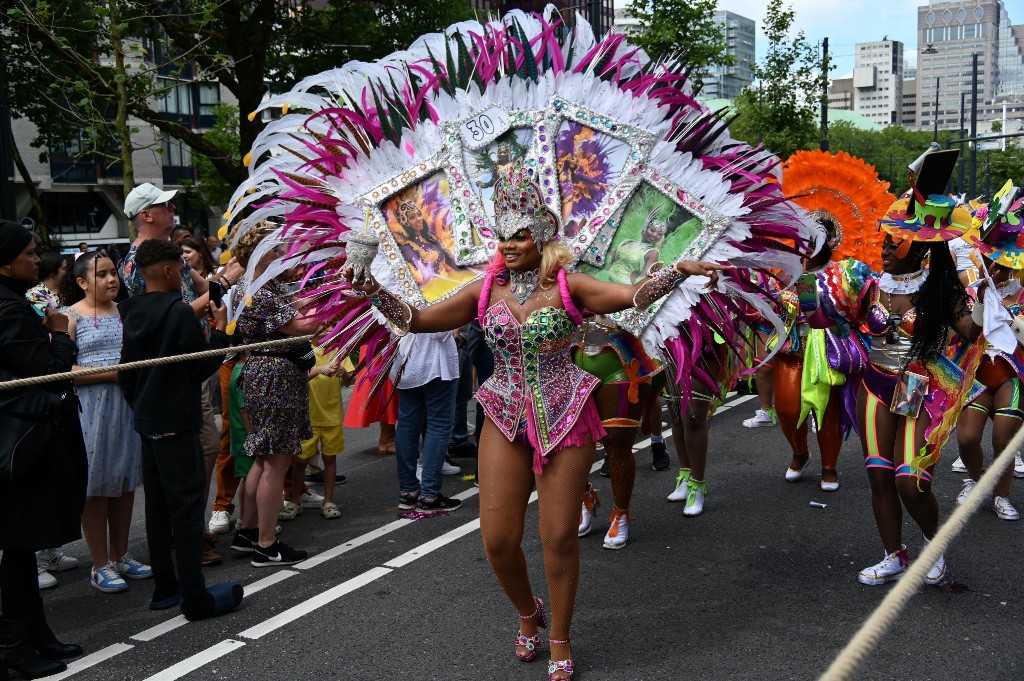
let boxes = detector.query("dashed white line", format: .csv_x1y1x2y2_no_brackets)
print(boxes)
383,519,481,568
294,519,413,570
237,567,393,640
139,639,245,681
40,643,134,680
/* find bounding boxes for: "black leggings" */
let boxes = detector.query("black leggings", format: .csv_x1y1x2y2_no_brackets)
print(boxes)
1,549,41,620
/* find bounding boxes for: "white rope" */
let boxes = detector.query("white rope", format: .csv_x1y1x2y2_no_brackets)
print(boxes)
819,424,1024,680
0,335,315,391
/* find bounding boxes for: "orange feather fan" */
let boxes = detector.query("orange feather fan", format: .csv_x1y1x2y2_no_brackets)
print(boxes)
782,150,894,273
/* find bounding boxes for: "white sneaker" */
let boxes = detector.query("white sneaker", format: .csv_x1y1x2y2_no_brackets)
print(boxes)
37,566,57,590
956,478,976,506
994,496,1020,521
667,469,691,502
300,489,325,507
924,552,947,586
36,549,78,572
951,456,967,473
602,509,630,549
857,546,908,585
208,510,232,534
683,479,706,517
742,409,776,428
441,458,462,476
1015,453,1024,478
579,484,600,537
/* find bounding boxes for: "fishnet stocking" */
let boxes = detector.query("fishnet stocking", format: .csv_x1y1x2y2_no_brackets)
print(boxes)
478,416,594,670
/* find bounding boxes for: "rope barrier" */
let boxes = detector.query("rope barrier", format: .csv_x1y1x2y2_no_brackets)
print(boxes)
0,335,315,391
819,423,1024,680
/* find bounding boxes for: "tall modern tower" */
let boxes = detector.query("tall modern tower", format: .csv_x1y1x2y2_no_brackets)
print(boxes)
703,10,756,100
916,0,1020,131
853,39,905,126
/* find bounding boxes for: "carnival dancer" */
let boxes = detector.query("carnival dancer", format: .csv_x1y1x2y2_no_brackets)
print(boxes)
772,150,891,491
220,10,815,678
954,184,1024,520
347,166,723,679
804,148,997,585
574,319,663,548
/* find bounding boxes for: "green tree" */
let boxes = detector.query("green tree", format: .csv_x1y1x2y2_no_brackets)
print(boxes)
625,0,730,87
729,0,827,159
191,103,240,210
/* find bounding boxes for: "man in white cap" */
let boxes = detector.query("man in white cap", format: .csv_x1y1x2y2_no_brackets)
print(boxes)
119,182,242,568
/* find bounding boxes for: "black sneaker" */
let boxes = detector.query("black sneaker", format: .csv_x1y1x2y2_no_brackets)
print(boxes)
398,492,420,510
599,457,610,477
251,540,308,568
651,441,670,471
230,529,257,554
448,441,478,458
416,494,462,514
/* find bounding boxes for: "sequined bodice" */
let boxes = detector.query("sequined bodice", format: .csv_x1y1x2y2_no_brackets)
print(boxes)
477,299,599,454
863,287,915,369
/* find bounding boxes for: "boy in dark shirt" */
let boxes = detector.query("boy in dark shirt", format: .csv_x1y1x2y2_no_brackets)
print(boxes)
119,239,242,619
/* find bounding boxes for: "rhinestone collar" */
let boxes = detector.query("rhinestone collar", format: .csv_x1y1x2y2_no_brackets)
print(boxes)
509,268,540,305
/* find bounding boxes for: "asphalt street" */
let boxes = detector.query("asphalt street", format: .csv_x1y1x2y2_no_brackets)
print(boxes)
31,391,1024,681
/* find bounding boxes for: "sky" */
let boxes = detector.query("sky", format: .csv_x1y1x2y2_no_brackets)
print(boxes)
614,0,927,78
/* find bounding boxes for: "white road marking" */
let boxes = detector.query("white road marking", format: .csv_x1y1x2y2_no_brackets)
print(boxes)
294,519,412,570
713,394,756,413
237,567,393,640
130,570,300,641
139,639,245,681
383,519,482,568
40,643,134,680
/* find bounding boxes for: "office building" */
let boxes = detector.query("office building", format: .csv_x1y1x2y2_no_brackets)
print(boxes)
827,40,904,127
917,0,1024,133
702,11,757,100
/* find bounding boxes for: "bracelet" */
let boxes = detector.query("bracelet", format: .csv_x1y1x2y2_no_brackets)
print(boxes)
369,287,412,336
633,265,687,309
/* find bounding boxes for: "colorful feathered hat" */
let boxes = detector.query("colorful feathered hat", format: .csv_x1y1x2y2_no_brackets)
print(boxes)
968,180,1024,269
880,148,972,253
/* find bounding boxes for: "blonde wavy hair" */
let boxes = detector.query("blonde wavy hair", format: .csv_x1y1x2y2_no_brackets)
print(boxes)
539,240,574,287
229,221,276,268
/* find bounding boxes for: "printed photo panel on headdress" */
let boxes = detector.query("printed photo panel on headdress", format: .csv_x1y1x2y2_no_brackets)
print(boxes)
363,163,487,307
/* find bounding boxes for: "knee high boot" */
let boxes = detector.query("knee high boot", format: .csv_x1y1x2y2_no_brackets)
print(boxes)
0,619,67,680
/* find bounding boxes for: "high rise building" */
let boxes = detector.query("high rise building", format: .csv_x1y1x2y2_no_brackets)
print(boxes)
702,11,756,101
827,40,904,127
917,0,1024,133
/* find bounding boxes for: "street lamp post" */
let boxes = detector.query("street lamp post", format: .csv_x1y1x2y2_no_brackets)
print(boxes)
969,52,979,197
921,44,939,143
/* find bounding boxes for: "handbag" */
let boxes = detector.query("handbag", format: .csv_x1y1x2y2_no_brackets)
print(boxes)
824,328,868,375
0,379,62,482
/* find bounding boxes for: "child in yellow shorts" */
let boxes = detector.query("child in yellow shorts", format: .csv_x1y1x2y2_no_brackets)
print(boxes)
294,348,352,519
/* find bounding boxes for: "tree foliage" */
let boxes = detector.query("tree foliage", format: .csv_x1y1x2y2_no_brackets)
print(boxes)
625,0,730,87
729,0,827,159
828,121,1024,199
6,0,475,208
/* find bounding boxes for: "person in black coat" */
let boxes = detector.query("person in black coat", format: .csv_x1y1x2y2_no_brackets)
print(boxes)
0,220,87,679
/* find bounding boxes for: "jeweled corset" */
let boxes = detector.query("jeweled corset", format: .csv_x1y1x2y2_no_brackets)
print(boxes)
477,300,600,453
